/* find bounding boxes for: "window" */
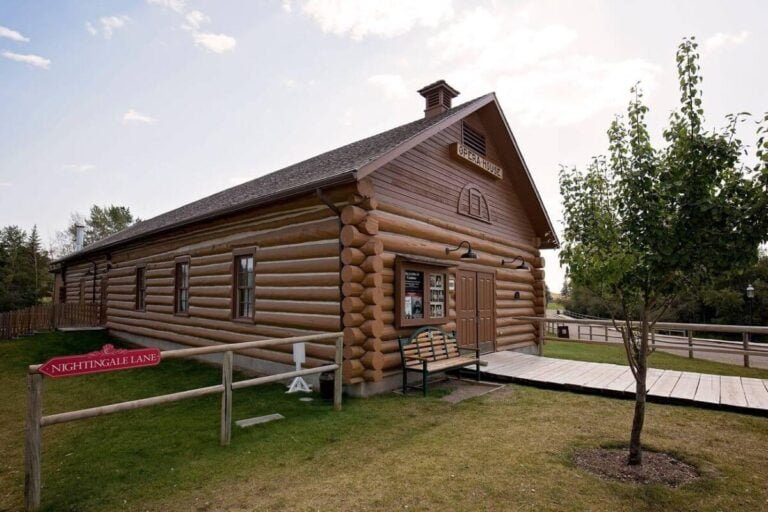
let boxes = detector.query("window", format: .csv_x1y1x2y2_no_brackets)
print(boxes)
135,267,146,311
396,257,450,328
462,122,486,156
174,258,190,315
233,250,255,320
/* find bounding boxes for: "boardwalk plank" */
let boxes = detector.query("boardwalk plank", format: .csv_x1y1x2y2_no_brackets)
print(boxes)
648,371,682,398
693,374,720,404
515,359,573,381
581,366,628,389
742,378,768,409
604,369,636,392
669,372,700,401
719,376,747,408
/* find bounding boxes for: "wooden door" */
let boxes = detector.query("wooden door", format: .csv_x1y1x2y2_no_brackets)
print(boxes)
456,270,477,348
476,272,496,352
456,270,496,351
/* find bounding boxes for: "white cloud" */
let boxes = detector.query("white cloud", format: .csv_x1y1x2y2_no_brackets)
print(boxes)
193,32,236,53
87,15,131,39
0,25,29,42
704,31,749,51
63,164,96,173
428,8,577,73
368,74,409,99
146,0,187,13
496,57,660,127
300,0,455,40
0,181,11,188
1,51,50,69
123,109,157,124
281,0,293,13
182,10,210,30
284,78,297,87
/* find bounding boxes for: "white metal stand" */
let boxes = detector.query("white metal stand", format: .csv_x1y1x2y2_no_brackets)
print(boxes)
286,343,312,393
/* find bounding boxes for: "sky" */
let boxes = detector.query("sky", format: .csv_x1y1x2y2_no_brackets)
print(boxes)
1,0,766,293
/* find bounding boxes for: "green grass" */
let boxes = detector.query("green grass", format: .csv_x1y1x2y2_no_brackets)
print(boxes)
2,332,768,511
544,339,768,379
547,302,564,310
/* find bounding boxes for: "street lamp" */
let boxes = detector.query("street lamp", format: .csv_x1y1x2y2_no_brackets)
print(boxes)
746,283,755,325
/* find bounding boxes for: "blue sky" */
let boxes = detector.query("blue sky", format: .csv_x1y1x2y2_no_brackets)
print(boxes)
1,0,766,291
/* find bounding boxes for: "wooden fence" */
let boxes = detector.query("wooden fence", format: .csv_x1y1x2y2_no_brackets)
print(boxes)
24,331,344,511
0,303,102,340
533,315,768,367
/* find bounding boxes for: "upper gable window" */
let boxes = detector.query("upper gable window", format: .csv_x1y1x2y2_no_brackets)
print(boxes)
462,122,486,156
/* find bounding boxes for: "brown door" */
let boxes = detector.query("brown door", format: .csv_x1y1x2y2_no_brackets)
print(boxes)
456,271,477,347
456,270,496,352
476,272,495,352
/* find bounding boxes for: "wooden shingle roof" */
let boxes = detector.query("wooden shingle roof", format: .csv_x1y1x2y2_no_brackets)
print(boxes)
58,94,494,262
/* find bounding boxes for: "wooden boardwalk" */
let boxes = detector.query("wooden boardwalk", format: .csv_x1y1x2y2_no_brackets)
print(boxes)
480,352,768,415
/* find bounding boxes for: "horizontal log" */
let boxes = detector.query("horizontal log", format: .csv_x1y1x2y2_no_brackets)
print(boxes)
497,324,536,337
363,337,382,352
344,345,365,359
255,273,339,287
341,282,364,297
189,296,230,309
256,286,340,302
343,313,365,327
341,265,365,283
362,305,382,321
342,296,364,313
254,312,340,332
341,205,367,225
361,287,383,305
190,262,230,277
362,350,384,370
362,274,383,288
361,256,383,273
340,225,369,247
343,327,365,346
340,247,365,266
357,217,379,236
253,300,339,316
189,275,231,287
360,238,383,256
496,333,536,346
361,319,383,338
343,359,364,379
257,257,339,274
375,203,538,259
256,241,339,262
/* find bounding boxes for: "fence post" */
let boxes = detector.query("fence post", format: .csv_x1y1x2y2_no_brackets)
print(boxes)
687,330,693,359
333,335,343,411
743,332,750,368
589,325,593,341
651,329,656,351
604,325,609,342
24,373,42,512
220,351,233,446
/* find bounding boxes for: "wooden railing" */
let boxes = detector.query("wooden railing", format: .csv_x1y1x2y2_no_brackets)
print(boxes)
531,315,768,367
24,331,344,511
0,303,103,340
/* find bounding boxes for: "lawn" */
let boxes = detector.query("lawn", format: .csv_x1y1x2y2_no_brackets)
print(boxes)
1,332,767,511
543,339,768,379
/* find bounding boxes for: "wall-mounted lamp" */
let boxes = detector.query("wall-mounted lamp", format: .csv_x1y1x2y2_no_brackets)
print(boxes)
445,241,478,259
513,291,521,300
501,256,528,269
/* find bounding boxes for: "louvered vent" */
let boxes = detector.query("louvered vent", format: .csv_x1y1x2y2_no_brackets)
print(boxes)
462,122,486,156
426,90,440,108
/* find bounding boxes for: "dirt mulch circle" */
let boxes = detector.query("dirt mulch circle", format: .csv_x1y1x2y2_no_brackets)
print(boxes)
573,448,700,487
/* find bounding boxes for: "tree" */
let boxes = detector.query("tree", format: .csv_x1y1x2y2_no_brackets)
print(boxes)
559,38,768,465
52,205,138,257
0,225,51,311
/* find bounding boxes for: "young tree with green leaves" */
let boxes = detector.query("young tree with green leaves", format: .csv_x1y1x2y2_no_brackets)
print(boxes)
559,38,768,465
52,205,138,257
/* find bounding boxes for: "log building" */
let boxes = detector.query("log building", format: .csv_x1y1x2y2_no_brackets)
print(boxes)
52,81,558,395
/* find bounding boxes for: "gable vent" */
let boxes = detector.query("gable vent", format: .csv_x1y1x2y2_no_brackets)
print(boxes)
462,122,486,156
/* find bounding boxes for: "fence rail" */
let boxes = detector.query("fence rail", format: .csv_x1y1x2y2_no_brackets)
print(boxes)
24,331,344,511
535,315,768,367
0,303,102,340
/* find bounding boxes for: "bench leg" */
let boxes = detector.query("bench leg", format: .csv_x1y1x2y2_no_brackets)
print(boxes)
475,361,480,382
422,363,428,397
402,368,407,394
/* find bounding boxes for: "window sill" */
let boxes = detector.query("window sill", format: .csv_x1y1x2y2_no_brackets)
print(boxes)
397,318,449,329
232,317,255,324
175,312,190,318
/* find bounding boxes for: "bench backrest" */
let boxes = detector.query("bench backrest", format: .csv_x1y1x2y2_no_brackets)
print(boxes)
398,327,459,363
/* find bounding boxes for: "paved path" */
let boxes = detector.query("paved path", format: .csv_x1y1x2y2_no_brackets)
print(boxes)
481,351,768,415
545,311,768,370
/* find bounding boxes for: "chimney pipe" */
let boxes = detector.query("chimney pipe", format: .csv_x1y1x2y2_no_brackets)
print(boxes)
417,80,460,119
74,225,85,252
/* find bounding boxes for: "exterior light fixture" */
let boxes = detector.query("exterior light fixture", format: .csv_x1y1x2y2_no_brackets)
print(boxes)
501,256,528,269
445,241,478,259
513,291,521,300
746,283,755,326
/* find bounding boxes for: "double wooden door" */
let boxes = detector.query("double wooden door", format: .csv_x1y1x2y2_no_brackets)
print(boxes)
456,270,495,352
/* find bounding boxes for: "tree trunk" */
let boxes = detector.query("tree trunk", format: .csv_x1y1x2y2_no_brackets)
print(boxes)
628,317,649,465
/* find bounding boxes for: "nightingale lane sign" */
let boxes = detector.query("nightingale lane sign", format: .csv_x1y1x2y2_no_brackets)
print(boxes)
38,344,161,378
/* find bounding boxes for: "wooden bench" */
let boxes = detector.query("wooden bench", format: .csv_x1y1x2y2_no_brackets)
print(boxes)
398,326,480,396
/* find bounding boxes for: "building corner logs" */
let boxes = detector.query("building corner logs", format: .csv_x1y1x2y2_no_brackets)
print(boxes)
340,179,385,384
